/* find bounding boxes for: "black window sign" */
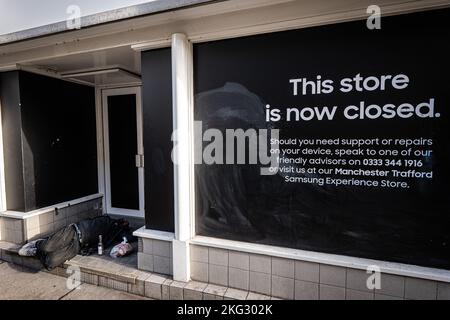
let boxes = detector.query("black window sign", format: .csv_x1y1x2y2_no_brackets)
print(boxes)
193,9,450,269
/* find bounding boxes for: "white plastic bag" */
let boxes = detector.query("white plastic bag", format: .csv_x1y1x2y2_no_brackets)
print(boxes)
110,237,134,258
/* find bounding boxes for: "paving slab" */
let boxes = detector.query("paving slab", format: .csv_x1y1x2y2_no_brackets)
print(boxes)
0,263,72,300
0,262,151,300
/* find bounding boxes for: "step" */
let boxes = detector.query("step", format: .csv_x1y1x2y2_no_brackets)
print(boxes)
0,241,277,300
0,241,44,270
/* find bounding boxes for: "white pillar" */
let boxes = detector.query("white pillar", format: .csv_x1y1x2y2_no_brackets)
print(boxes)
0,98,6,213
171,33,194,282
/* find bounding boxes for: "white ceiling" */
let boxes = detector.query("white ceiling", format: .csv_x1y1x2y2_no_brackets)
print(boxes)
25,45,141,74
22,45,141,86
62,67,141,86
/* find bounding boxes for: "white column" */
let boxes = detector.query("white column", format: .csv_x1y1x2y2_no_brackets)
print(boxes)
0,98,6,212
94,87,106,214
171,33,194,282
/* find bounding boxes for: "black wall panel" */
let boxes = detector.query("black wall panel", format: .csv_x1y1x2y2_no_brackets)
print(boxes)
141,48,174,232
0,71,97,212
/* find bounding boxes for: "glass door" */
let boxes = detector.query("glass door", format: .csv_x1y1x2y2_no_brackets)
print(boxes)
102,87,144,217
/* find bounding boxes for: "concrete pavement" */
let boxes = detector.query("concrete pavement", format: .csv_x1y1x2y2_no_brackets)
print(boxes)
0,261,150,300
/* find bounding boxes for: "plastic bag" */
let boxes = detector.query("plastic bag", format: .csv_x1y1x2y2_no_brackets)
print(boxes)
110,237,134,258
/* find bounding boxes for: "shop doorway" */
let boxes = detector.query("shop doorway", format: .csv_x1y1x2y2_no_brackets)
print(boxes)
102,87,144,217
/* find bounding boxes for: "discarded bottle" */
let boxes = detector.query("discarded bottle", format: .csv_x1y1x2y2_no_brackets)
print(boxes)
98,235,104,255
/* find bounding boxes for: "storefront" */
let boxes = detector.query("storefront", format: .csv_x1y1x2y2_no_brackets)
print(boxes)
1,0,449,300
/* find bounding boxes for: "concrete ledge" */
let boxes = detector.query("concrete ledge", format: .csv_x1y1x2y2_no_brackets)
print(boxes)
133,227,175,242
65,260,139,284
0,193,103,220
0,241,20,253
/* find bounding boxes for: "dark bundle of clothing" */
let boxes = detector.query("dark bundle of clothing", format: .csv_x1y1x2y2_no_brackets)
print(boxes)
36,215,136,270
